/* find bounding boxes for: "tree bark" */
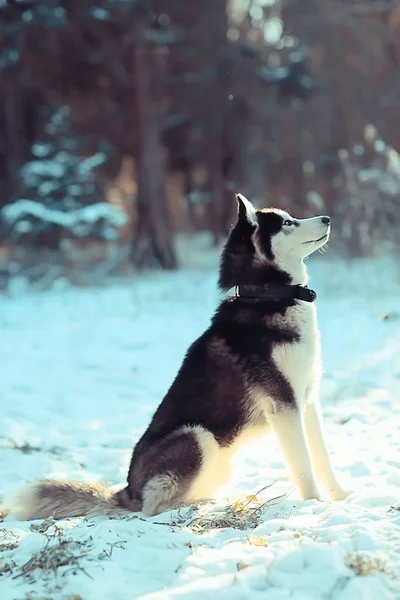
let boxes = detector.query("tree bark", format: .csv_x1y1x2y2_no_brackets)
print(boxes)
131,25,177,269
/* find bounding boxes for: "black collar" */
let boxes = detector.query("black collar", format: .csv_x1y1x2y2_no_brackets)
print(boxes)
235,284,317,303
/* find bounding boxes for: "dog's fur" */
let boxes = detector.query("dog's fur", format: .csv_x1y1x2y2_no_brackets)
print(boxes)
7,194,348,521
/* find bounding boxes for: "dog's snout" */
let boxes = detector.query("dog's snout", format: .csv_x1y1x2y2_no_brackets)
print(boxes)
321,216,330,225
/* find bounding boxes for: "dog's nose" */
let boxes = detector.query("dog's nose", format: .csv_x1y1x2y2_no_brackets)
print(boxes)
321,216,330,225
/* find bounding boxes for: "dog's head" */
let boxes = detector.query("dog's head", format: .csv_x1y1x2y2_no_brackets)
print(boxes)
219,194,330,290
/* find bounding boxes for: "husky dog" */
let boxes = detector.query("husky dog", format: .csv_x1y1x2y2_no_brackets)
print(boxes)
9,194,348,521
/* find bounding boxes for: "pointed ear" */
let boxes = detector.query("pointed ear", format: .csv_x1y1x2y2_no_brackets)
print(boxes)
236,193,257,226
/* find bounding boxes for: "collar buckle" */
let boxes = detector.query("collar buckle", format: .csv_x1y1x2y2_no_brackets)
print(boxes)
294,285,317,302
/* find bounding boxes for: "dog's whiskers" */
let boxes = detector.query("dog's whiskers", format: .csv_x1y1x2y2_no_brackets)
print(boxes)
318,244,328,255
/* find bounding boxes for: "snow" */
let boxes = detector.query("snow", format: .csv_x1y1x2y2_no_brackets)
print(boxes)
1,199,127,233
89,7,110,21
32,143,53,159
21,159,65,183
78,153,107,176
20,151,105,190
0,248,400,599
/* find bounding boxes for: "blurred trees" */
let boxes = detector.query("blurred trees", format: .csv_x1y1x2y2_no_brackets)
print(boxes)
0,0,400,280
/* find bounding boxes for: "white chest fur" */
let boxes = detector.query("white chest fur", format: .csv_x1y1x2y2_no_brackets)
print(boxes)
271,301,321,405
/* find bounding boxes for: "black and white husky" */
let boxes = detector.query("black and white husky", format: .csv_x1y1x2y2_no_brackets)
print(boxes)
9,194,349,521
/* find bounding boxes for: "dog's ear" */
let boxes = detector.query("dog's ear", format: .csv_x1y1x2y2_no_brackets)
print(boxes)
236,193,257,226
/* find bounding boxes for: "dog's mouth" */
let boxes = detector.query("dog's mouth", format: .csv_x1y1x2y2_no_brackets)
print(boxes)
304,233,329,245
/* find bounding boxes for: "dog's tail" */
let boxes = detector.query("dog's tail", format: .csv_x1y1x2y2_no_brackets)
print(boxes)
7,479,141,521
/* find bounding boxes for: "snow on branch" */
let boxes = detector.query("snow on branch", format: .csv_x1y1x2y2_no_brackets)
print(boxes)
1,199,127,241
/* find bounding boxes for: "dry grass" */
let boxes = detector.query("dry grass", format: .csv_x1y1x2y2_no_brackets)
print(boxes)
0,524,20,554
13,536,93,581
1,517,124,590
346,552,396,579
10,522,95,582
247,534,269,546
186,496,262,532
0,509,10,522
6,440,42,454
179,480,296,534
1,438,64,456
30,517,58,534
0,557,17,576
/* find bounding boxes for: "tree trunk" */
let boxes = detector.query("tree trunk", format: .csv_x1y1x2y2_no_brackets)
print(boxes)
1,73,24,207
131,26,177,269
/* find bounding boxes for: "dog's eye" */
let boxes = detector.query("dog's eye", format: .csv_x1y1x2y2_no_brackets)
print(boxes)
283,219,293,226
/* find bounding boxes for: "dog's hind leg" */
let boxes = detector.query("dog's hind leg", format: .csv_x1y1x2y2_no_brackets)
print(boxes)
138,426,223,517
267,408,321,500
303,401,349,500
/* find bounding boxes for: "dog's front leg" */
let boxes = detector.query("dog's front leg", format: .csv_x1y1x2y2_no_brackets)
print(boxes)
303,398,350,500
268,408,321,500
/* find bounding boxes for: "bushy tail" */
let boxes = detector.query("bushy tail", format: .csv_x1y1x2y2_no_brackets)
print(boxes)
7,479,142,521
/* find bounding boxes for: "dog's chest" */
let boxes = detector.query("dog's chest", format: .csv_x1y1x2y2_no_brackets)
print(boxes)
271,302,320,397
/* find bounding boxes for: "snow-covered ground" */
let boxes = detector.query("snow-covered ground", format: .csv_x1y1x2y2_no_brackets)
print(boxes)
0,240,399,599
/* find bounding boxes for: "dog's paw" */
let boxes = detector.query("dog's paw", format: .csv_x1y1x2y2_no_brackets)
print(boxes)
300,485,323,501
329,487,352,501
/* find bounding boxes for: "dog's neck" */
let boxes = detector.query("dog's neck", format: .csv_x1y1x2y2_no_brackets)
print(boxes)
273,256,308,287
250,257,308,288
219,249,309,292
